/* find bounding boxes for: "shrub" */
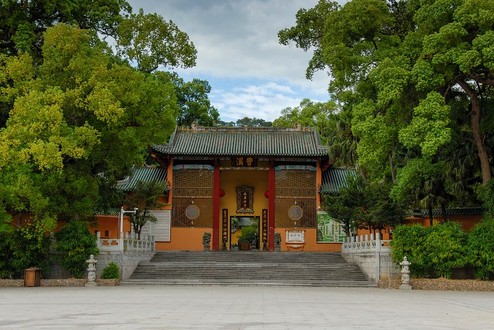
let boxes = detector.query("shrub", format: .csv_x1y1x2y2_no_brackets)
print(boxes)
391,224,430,277
423,222,467,278
238,226,257,244
54,220,99,278
467,218,494,280
0,227,51,279
391,222,467,278
101,262,120,279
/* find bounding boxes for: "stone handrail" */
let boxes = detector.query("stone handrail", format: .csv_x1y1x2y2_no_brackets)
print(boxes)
96,232,155,253
341,234,391,254
341,233,398,282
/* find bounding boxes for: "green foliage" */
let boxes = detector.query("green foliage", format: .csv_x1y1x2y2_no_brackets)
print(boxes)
163,72,219,127
477,181,494,218
238,225,258,244
116,9,197,72
423,222,468,278
323,175,363,236
392,222,468,278
467,218,494,279
0,1,210,272
124,180,167,239
398,92,451,158
323,175,404,236
362,181,406,232
0,225,51,279
101,262,120,279
0,0,131,58
0,23,179,241
273,98,357,166
54,221,99,278
391,224,431,277
280,0,494,207
234,117,272,128
391,159,448,212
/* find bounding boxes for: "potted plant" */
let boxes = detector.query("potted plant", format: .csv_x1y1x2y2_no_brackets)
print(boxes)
238,226,258,251
237,236,251,251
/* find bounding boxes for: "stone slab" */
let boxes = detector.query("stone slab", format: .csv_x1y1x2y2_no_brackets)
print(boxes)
0,286,493,329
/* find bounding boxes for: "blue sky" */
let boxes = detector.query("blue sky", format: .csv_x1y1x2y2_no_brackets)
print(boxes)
128,0,337,123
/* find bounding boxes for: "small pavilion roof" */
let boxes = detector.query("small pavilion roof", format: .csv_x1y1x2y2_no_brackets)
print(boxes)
151,126,329,158
320,167,357,193
117,166,167,192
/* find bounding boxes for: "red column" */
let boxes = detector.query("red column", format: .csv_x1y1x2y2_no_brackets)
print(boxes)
212,165,220,250
268,165,275,251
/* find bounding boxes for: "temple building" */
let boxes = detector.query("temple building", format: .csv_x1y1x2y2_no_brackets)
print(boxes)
99,126,351,252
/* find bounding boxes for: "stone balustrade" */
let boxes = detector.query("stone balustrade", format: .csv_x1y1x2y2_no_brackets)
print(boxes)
342,233,391,254
341,233,399,282
96,232,155,253
95,232,155,279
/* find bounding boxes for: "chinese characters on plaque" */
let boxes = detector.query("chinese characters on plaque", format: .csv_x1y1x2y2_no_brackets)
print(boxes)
232,156,257,167
236,186,254,214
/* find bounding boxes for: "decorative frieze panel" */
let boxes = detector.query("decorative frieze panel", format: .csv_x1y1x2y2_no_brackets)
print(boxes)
172,169,214,227
275,170,316,228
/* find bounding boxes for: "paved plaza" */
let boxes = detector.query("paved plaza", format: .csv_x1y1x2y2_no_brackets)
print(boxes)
0,285,493,329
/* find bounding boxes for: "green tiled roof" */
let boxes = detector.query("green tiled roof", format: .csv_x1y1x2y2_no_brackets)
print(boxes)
95,208,120,216
117,167,167,192
320,167,357,193
151,126,328,157
412,208,483,218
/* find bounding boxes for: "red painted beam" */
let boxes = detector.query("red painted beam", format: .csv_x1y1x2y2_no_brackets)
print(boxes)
268,165,276,251
212,165,220,250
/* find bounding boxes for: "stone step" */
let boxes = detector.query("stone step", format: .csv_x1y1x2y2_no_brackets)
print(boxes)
125,251,375,287
121,279,376,287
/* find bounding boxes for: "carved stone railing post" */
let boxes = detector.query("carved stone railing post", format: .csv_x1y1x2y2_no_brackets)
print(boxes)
85,254,98,287
399,256,412,290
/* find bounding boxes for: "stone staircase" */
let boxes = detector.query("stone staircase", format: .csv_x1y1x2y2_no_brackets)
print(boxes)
121,251,376,287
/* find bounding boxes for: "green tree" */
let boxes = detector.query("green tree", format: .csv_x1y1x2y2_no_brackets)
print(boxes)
391,224,431,277
124,180,167,240
280,0,494,211
467,218,494,279
164,72,219,127
361,181,405,235
0,224,51,278
0,24,178,242
116,9,197,73
391,159,450,225
235,117,272,127
323,175,364,236
273,99,358,166
54,220,99,278
391,222,468,278
0,0,131,56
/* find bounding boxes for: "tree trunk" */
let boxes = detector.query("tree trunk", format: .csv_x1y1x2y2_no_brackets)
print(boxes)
458,80,492,186
441,203,447,223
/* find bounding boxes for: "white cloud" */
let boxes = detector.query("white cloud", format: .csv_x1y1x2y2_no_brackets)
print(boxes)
128,0,334,121
211,82,310,122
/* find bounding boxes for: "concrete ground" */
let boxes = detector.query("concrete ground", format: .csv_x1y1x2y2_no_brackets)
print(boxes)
0,286,493,329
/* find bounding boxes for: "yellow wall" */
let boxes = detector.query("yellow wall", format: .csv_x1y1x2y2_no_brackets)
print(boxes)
219,167,269,250
156,227,212,251
93,215,132,239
